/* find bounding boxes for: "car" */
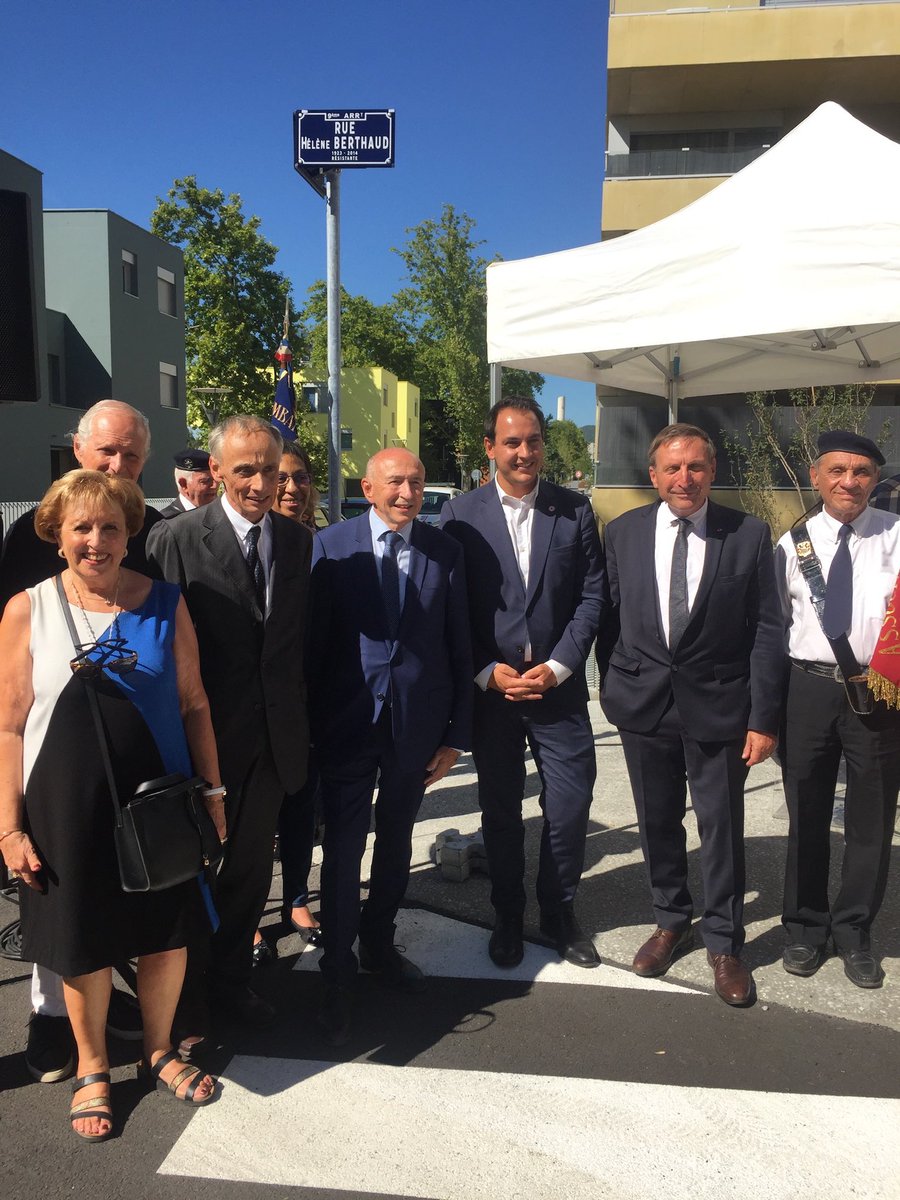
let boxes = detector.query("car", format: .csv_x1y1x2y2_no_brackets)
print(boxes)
417,484,462,525
340,497,371,520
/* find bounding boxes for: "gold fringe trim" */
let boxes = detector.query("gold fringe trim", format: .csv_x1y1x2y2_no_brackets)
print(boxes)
867,668,900,710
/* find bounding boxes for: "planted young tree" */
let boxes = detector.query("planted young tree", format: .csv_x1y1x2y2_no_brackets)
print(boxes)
726,384,888,529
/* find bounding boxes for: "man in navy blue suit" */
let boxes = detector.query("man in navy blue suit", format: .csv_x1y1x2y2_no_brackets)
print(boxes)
598,424,784,1006
307,448,473,1044
441,397,607,970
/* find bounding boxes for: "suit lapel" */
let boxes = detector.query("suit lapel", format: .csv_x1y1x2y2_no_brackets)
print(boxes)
642,502,666,646
202,500,259,615
525,482,556,610
480,482,523,595
396,522,428,645
689,501,726,628
356,513,392,644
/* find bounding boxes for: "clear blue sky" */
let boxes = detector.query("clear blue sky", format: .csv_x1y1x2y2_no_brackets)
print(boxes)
2,0,607,429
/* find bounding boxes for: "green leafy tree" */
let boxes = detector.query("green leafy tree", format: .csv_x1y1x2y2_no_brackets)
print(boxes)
543,418,592,484
392,205,543,481
301,282,417,382
150,176,299,434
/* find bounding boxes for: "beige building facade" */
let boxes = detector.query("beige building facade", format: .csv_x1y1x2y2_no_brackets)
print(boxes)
595,0,900,511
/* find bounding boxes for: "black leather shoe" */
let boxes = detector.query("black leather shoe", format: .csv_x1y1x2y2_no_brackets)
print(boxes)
212,985,276,1027
358,944,427,994
839,947,884,989
782,943,827,977
488,913,524,968
539,905,600,968
252,938,275,968
317,984,354,1047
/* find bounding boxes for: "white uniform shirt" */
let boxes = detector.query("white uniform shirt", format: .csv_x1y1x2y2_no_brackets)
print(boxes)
654,500,708,646
777,505,900,665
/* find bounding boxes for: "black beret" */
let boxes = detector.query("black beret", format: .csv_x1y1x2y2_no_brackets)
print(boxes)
173,448,210,471
816,429,885,466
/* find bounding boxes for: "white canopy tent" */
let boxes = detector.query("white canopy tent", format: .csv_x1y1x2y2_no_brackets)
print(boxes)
486,103,900,421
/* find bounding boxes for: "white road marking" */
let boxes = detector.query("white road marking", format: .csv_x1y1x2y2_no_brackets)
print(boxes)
159,1057,900,1199
291,908,703,995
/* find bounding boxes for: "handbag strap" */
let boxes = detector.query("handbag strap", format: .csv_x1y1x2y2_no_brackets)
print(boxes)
790,522,862,682
54,574,124,830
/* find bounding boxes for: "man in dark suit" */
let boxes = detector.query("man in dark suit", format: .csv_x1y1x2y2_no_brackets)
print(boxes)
308,448,473,1045
598,423,783,1006
0,398,161,1082
441,397,606,971
157,448,218,518
147,415,311,1027
0,399,163,613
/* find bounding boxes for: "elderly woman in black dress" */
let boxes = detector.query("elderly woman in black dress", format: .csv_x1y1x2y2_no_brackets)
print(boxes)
0,470,224,1141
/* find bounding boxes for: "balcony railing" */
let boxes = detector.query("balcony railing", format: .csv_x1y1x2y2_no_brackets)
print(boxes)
605,146,770,179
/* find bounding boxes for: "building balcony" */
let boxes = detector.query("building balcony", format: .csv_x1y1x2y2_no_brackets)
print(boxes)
605,146,769,178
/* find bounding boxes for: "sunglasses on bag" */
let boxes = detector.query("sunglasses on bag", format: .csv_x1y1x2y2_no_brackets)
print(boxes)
69,639,139,680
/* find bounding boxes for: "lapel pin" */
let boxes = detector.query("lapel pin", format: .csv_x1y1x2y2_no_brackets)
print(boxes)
549,505,556,514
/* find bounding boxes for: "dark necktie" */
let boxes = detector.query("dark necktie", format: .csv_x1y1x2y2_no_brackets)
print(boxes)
668,517,691,648
381,531,403,640
823,523,853,639
246,523,266,612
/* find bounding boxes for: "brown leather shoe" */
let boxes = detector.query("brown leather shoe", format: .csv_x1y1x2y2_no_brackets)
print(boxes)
632,926,693,977
706,950,753,1006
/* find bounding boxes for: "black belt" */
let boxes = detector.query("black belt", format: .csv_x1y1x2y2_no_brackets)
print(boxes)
791,657,855,682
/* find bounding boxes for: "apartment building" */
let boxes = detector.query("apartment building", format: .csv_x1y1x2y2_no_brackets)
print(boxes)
596,0,900,494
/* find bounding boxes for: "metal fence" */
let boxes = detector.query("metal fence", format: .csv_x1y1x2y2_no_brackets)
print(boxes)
1,498,176,531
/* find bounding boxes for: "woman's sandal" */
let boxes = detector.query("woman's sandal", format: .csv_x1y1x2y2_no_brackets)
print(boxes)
70,1071,113,1143
138,1049,217,1105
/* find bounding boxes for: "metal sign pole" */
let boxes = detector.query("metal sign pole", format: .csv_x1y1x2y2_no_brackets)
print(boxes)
326,169,341,524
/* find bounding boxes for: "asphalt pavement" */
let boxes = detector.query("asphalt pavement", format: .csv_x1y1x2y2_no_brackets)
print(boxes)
0,701,897,1199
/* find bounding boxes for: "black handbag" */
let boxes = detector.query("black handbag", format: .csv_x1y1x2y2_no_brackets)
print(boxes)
55,576,224,892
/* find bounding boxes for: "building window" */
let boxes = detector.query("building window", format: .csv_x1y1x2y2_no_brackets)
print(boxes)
47,354,62,405
157,267,176,316
340,427,352,450
159,361,178,408
50,446,77,480
414,400,418,417
383,387,388,407
122,249,138,296
408,418,412,434
391,411,395,428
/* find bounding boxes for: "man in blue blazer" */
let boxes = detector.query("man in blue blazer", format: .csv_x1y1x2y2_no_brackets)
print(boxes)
597,424,784,1006
308,448,473,1044
441,397,607,970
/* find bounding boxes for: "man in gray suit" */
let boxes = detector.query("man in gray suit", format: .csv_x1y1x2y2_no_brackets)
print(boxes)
147,415,312,1027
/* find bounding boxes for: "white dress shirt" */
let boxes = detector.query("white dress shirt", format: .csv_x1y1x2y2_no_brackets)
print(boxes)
220,494,273,613
368,507,413,613
474,479,570,691
655,500,708,646
777,505,900,665
178,493,196,512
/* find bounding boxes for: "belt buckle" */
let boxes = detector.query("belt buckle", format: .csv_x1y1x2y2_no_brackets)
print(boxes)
831,664,843,684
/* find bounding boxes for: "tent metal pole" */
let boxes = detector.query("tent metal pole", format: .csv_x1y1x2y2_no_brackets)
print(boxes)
667,348,680,423
488,362,501,482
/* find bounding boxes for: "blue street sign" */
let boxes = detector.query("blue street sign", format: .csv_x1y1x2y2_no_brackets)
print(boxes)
294,109,395,170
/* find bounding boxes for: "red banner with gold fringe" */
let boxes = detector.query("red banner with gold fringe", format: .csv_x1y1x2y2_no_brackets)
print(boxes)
868,571,900,709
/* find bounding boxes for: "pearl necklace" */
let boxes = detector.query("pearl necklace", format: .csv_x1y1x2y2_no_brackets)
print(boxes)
67,573,121,645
